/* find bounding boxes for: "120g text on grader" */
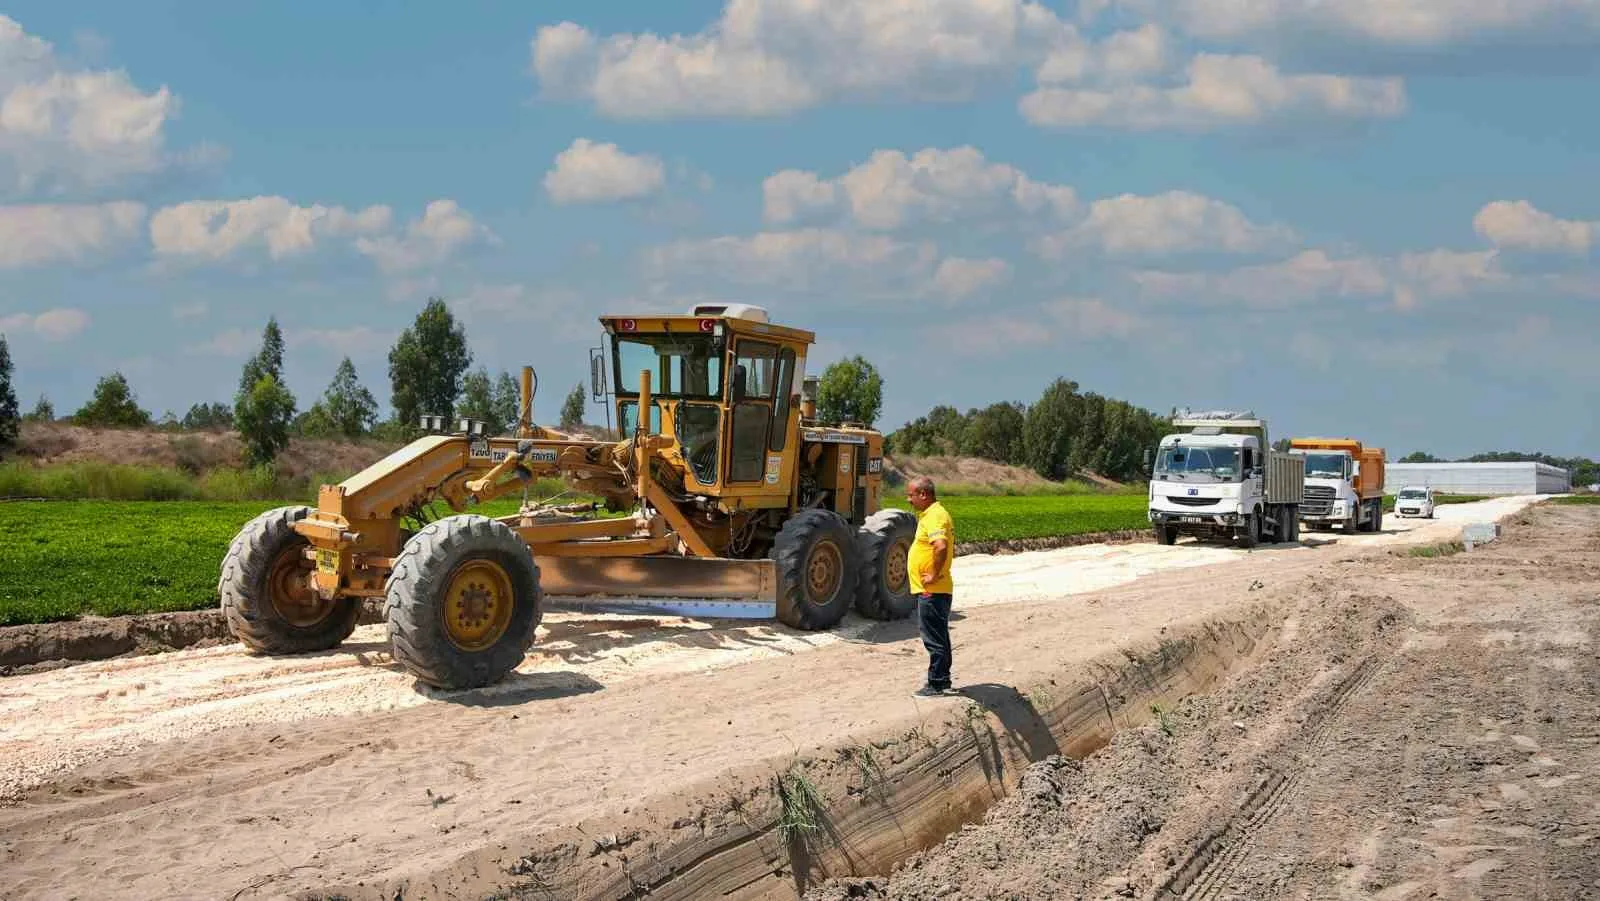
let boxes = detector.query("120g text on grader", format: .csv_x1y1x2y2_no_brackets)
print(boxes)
217,305,916,689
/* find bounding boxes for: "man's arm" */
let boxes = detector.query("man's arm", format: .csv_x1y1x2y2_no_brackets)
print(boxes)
919,512,952,585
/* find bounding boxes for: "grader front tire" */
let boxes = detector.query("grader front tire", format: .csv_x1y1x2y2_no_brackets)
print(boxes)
385,515,543,691
772,509,860,631
854,509,917,621
219,505,361,655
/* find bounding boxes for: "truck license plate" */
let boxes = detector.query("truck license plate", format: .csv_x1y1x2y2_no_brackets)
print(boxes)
316,549,339,574
1182,515,1203,523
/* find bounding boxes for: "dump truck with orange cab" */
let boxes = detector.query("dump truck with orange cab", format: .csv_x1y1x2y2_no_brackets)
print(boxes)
1287,437,1386,532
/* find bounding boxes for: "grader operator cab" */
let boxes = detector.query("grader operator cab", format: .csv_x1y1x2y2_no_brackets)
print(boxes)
218,304,916,689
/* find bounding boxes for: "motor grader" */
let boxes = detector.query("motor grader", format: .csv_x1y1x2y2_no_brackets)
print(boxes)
218,304,917,689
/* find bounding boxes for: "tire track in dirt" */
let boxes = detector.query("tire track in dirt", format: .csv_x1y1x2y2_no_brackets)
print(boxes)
1162,653,1386,900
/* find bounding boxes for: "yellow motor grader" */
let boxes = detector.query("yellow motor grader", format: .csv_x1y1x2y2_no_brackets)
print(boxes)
217,304,917,689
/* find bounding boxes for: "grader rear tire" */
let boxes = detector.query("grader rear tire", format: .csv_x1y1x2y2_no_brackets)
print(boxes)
220,505,361,655
772,509,860,631
854,509,917,621
385,515,542,690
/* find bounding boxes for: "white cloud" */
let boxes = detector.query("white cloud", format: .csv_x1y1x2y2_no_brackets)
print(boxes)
1393,249,1503,308
647,227,940,294
171,300,207,320
531,0,1070,119
1473,200,1595,254
764,146,1076,229
543,138,665,204
1133,249,1392,306
0,201,144,267
762,169,839,225
931,257,1012,299
1021,53,1405,130
150,196,392,262
1037,190,1295,257
186,328,256,357
923,296,1144,356
1036,24,1173,85
287,326,398,357
0,307,90,341
354,199,495,274
1128,0,1600,48
0,15,186,194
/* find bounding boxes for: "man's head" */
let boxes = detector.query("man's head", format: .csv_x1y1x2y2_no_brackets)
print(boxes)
906,476,937,511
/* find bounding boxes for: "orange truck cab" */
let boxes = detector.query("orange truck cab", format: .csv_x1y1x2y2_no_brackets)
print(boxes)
1287,437,1387,533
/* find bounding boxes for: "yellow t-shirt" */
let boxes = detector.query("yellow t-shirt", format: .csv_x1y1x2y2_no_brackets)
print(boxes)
908,501,954,594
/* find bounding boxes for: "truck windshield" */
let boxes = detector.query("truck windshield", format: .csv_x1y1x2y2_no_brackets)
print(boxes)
1155,446,1241,482
613,334,723,399
1300,452,1349,479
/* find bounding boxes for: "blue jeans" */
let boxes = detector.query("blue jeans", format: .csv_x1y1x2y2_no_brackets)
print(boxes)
918,593,953,690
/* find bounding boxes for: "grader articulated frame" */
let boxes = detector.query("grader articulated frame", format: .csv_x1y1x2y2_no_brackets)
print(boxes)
218,305,918,689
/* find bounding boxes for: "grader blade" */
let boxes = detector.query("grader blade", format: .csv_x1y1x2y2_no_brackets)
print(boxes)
536,555,779,619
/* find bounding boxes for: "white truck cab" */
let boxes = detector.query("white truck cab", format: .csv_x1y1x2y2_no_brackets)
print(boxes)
1147,411,1305,548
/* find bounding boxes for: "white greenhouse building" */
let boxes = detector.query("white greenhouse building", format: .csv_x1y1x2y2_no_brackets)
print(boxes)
1384,462,1571,496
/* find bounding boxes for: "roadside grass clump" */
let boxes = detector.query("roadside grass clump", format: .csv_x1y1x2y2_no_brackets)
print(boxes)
1408,541,1465,558
1551,494,1600,506
775,766,828,844
1382,493,1490,512
1150,702,1176,737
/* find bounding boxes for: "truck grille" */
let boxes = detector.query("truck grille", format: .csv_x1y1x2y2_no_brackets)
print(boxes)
1166,496,1219,507
1302,484,1335,516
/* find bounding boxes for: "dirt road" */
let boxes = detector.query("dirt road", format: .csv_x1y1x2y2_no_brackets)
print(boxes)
0,496,1554,899
812,501,1600,901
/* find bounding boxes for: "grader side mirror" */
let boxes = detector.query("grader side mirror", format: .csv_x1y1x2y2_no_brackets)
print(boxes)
589,349,606,402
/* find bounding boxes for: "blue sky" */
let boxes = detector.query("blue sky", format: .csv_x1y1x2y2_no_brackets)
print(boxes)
1,1,1597,459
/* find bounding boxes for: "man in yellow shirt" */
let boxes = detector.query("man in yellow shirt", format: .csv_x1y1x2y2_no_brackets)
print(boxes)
906,476,955,697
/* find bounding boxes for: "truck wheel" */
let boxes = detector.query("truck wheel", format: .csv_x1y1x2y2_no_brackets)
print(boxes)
854,509,917,621
1239,512,1259,549
1155,525,1177,546
220,505,361,655
1372,503,1384,533
1288,507,1301,542
385,515,542,690
773,509,860,631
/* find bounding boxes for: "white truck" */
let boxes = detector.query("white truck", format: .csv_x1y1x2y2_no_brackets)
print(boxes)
1146,410,1306,548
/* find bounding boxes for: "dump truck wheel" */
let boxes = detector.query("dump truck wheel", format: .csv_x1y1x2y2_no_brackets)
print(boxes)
854,509,917,621
385,515,542,690
1155,525,1177,546
772,509,860,631
1238,511,1260,549
219,505,360,655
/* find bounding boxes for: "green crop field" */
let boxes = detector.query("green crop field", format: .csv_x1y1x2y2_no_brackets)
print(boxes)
0,490,1513,627
0,494,1149,626
880,494,1149,542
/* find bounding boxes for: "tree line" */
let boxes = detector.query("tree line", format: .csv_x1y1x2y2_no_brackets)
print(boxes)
0,298,589,466
884,375,1171,482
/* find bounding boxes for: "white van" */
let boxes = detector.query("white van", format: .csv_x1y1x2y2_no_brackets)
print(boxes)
1393,485,1436,518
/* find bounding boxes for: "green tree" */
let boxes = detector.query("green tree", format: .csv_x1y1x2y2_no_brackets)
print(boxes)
73,372,152,428
319,357,378,438
1022,378,1082,479
491,371,520,434
238,316,286,395
24,394,54,423
457,367,496,426
388,297,472,433
0,335,18,454
962,402,1026,464
816,355,883,427
235,375,296,465
182,402,233,430
560,382,586,429
1400,451,1442,463
234,318,296,462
